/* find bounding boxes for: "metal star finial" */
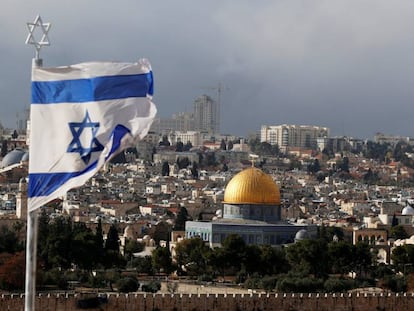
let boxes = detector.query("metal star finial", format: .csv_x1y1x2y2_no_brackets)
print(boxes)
25,15,51,59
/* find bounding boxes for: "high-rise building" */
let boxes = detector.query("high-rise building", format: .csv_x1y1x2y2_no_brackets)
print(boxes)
150,94,219,136
374,132,412,145
150,112,194,134
193,95,217,134
261,124,329,151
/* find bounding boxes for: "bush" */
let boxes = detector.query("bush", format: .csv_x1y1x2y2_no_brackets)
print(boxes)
324,278,355,292
276,277,324,292
142,280,161,293
116,277,139,293
38,268,68,290
198,274,213,282
243,276,261,289
236,270,248,284
381,275,407,292
167,282,179,293
260,276,278,291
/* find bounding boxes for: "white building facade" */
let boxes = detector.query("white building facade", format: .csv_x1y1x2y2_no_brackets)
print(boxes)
261,124,329,151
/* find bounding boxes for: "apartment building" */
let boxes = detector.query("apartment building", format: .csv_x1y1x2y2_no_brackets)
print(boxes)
261,124,329,151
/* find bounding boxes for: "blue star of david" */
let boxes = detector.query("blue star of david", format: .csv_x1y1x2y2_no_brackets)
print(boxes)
67,111,104,164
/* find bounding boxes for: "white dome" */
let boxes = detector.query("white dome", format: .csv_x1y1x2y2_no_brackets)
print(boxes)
402,205,414,216
1,149,26,168
295,229,309,242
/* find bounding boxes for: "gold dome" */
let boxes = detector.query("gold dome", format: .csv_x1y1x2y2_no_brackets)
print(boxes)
223,167,280,205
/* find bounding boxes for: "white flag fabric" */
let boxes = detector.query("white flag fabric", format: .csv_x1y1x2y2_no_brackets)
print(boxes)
28,59,157,212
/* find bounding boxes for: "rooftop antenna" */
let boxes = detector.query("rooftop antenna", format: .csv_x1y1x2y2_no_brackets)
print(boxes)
24,15,51,311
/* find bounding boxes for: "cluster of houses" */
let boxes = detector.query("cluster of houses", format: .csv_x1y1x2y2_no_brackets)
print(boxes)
0,128,414,266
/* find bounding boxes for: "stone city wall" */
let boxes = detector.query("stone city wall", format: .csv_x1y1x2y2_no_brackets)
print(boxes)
1,292,414,311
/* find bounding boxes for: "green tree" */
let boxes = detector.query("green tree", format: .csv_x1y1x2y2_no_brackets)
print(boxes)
393,141,410,162
124,239,145,260
205,152,217,166
289,158,302,170
389,225,409,240
307,159,321,174
128,256,154,274
337,156,350,172
94,219,105,266
1,140,7,157
142,280,161,293
0,225,23,253
286,239,329,278
318,225,344,243
175,141,184,152
352,242,373,278
37,209,50,267
184,141,193,151
152,247,174,274
103,225,126,268
191,162,199,179
259,245,289,276
161,161,170,176
210,234,249,276
159,135,170,146
150,221,171,246
174,207,189,231
11,130,18,139
175,237,211,276
391,244,414,274
363,168,380,185
220,139,227,150
227,141,234,150
363,141,389,161
328,241,353,275
221,162,228,172
391,214,399,227
45,216,73,269
105,224,120,252
71,223,99,271
243,244,262,275
116,276,139,292
221,234,247,272
177,157,190,169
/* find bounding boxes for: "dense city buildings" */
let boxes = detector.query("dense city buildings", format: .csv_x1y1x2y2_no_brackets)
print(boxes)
3,119,414,305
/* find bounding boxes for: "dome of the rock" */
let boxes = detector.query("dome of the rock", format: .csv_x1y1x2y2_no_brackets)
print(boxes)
223,167,280,205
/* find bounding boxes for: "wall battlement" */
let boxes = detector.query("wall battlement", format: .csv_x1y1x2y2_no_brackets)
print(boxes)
1,292,414,310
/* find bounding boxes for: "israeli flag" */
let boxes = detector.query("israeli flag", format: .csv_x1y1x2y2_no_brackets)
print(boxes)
28,59,157,212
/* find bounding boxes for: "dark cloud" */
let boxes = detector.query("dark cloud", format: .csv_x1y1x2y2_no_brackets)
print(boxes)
2,1,414,139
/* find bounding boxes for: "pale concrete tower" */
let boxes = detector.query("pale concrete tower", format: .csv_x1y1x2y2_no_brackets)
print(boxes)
16,178,28,220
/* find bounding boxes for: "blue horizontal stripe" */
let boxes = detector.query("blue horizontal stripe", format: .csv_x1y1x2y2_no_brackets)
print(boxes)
28,124,131,198
32,72,153,104
28,164,96,198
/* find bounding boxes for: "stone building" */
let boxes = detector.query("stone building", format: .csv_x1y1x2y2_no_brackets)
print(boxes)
185,165,316,247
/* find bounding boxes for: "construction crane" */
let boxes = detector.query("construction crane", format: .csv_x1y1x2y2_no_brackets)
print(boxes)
201,83,229,134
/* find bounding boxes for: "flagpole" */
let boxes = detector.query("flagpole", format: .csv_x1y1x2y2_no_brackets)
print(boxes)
24,15,51,311
24,209,39,311
24,57,42,311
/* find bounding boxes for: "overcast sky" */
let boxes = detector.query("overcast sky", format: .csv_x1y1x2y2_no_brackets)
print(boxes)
2,1,414,139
